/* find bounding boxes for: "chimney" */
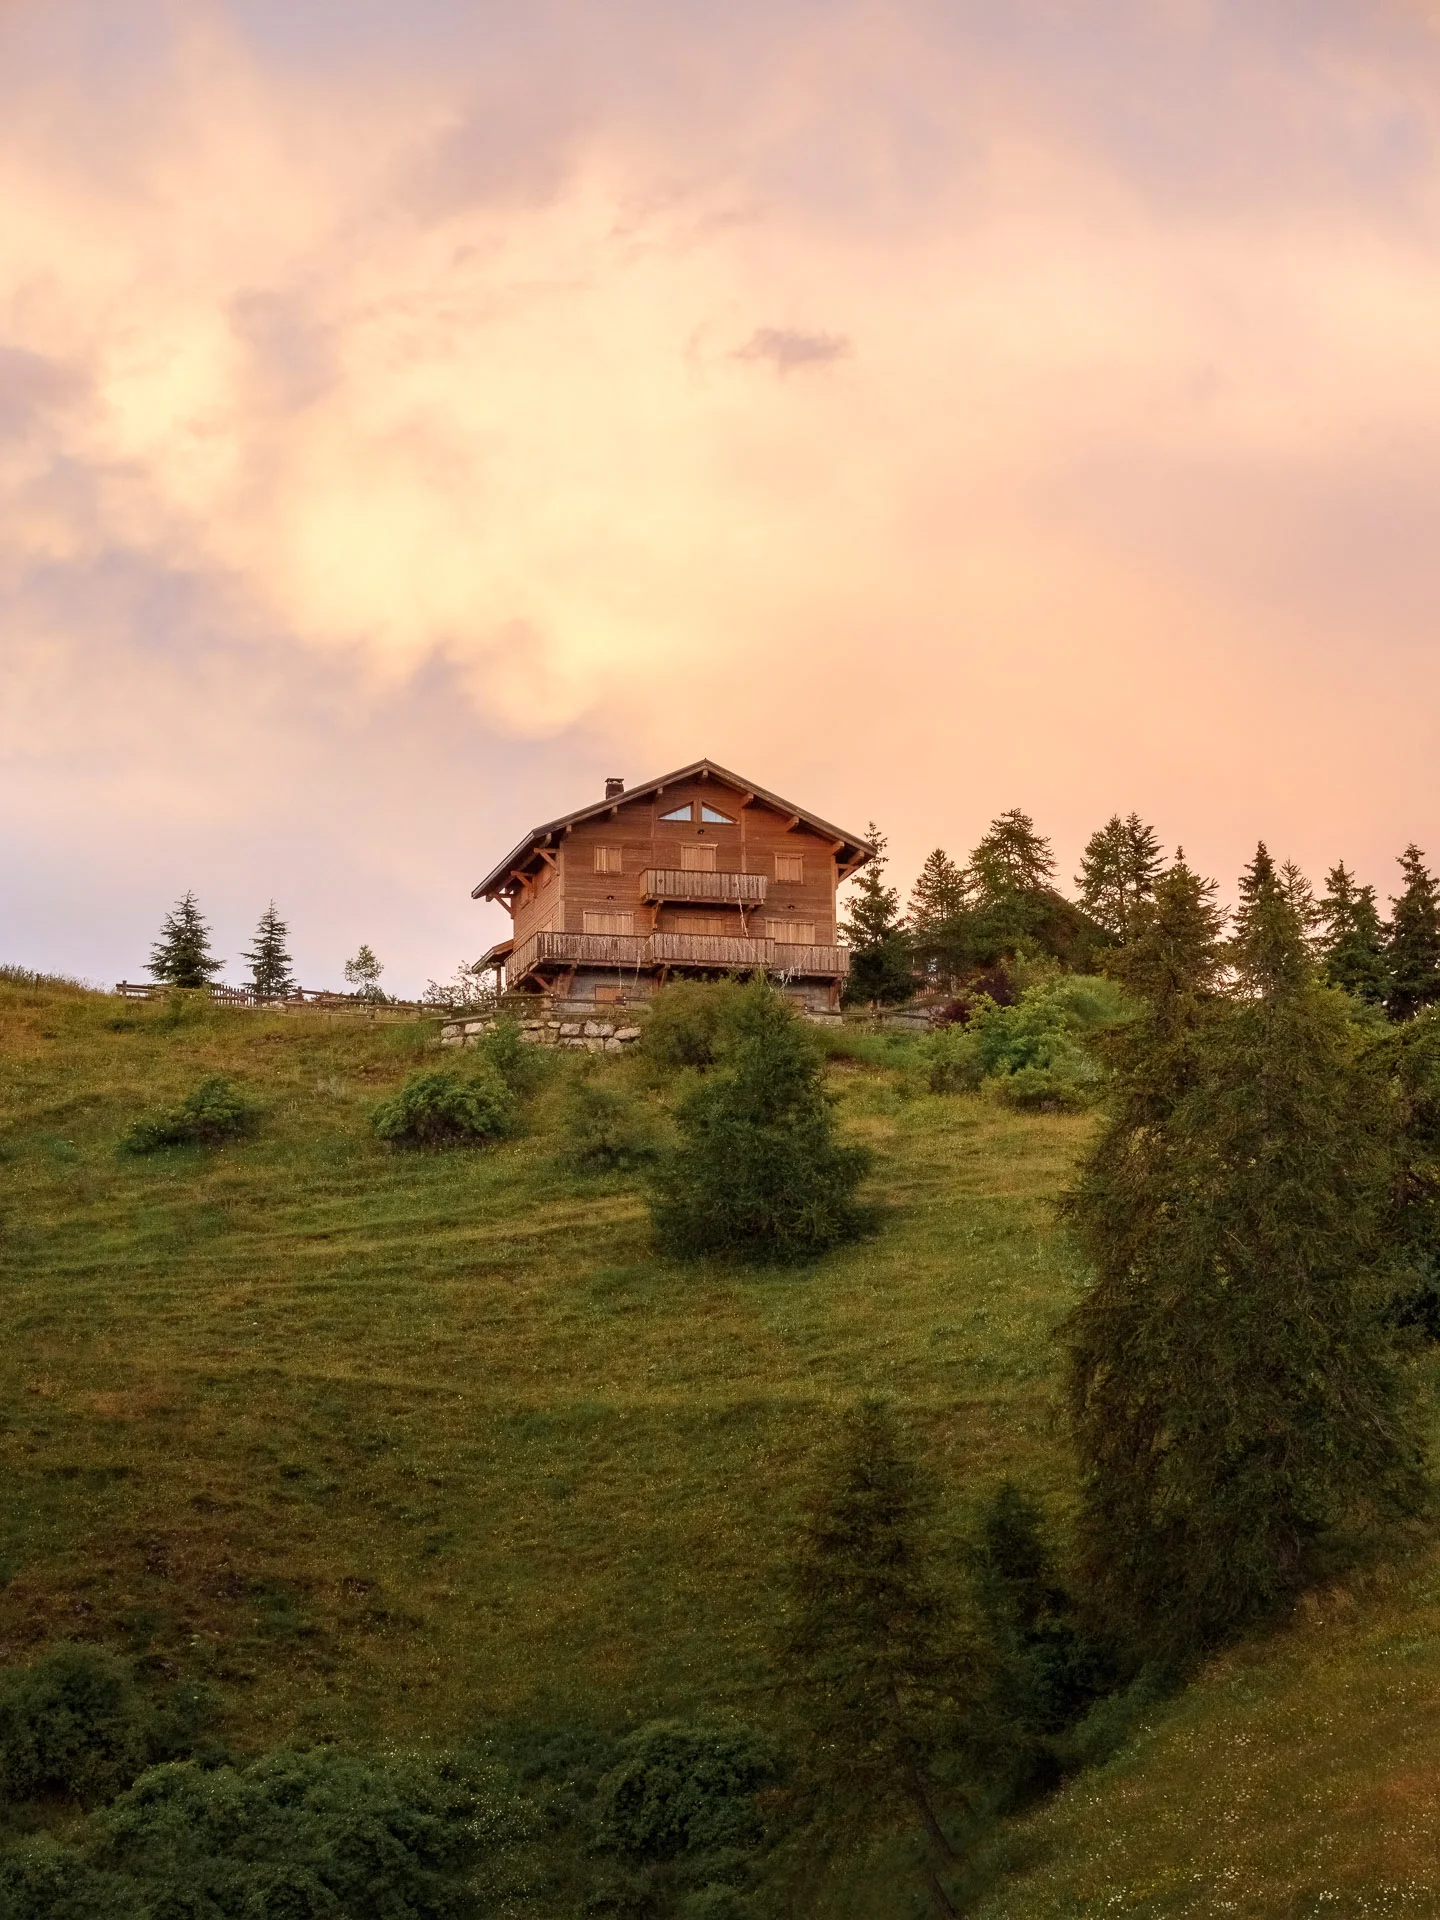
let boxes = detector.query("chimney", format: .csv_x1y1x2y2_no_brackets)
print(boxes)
604,776,625,799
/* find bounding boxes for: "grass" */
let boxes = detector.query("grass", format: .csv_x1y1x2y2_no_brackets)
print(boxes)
5,973,1439,1915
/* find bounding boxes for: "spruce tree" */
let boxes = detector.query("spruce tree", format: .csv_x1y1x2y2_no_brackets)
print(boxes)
1387,845,1440,1021
1064,854,1425,1662
242,903,296,999
785,1401,984,1915
841,824,913,1007
908,849,968,934
967,809,1055,905
1076,813,1162,941
1317,862,1388,1005
1278,860,1321,952
147,892,224,990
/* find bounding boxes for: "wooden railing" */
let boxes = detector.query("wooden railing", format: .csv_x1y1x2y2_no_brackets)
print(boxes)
506,932,849,982
113,982,437,1012
640,869,768,904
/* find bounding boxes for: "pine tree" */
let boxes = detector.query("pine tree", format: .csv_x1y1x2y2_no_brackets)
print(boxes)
1316,863,1388,1005
840,824,913,1007
344,944,387,1003
785,1401,984,1915
1278,860,1321,952
908,849,968,933
967,809,1055,906
1387,845,1440,1021
147,892,224,990
1075,813,1162,941
1064,861,1425,1663
242,903,295,999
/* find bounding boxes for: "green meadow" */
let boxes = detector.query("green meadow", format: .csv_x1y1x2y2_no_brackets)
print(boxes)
4,971,1440,1913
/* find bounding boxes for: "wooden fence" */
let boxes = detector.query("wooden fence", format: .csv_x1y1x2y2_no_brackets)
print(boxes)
113,982,446,1015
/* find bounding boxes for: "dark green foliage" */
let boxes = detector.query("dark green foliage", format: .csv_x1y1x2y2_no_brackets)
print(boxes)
1064,854,1427,1663
242,902,295,998
473,1015,549,1096
968,810,1056,901
649,981,870,1261
593,1723,779,1862
841,824,913,1007
919,977,1128,1107
4,1747,528,1919
0,1840,139,1920
1074,814,1162,942
147,892,224,989
0,1645,153,1807
909,850,969,990
1317,862,1389,1005
916,811,1110,982
639,980,746,1074
1387,845,1440,1020
122,1075,259,1152
557,1069,664,1173
1379,1008,1440,1340
371,1065,515,1148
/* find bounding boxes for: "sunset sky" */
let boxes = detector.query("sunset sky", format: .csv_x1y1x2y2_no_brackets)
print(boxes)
6,2,1440,991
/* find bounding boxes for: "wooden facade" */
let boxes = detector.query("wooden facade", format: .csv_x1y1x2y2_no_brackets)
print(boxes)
472,761,872,1007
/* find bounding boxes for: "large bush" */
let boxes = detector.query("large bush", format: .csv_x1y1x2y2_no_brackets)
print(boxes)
556,1069,664,1174
919,975,1129,1107
0,1645,153,1807
371,1065,516,1148
638,980,745,1075
649,981,870,1261
122,1076,259,1152
593,1723,779,1864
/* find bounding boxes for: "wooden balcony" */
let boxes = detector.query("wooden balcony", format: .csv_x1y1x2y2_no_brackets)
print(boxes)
641,869,768,904
506,928,849,985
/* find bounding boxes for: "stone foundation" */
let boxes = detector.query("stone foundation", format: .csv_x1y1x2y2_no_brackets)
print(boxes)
441,1007,643,1051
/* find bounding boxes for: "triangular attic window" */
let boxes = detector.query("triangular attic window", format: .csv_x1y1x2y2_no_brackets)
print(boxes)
701,804,735,823
660,803,693,822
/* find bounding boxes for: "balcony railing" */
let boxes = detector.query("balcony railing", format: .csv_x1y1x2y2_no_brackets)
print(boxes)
641,869,768,904
506,929,849,983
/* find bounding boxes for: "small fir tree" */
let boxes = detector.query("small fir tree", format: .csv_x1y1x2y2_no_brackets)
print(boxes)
841,823,913,1007
1075,813,1162,941
967,809,1055,906
908,849,968,934
786,1402,984,1914
147,892,224,990
242,903,295,999
343,944,387,1003
1316,862,1389,1005
1064,855,1426,1662
1387,845,1440,1021
649,979,870,1260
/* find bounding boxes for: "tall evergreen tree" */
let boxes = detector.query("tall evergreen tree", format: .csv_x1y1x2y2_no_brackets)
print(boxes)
147,892,224,990
841,824,913,1007
785,1401,985,1915
1075,813,1163,941
908,849,968,934
1316,862,1388,1005
1387,845,1440,1021
242,903,296,999
1064,857,1425,1662
967,809,1055,906
1278,860,1321,952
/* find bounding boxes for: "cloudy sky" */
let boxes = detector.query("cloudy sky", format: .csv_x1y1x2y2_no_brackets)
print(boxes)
6,1,1440,990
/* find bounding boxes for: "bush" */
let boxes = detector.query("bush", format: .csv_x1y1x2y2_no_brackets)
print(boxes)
919,1025,985,1094
371,1065,516,1149
122,1075,259,1152
593,1723,779,1863
0,1840,138,1920
649,981,871,1261
474,1015,549,1096
639,981,745,1075
920,976,1129,1107
0,1646,154,1807
557,1069,664,1173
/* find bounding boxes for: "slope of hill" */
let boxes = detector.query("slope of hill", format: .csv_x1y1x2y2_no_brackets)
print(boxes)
2,972,1437,1914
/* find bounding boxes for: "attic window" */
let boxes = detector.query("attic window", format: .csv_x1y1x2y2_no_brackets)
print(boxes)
700,804,734,824
660,803,693,822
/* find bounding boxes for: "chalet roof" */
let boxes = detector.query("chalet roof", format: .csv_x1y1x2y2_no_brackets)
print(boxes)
472,758,874,900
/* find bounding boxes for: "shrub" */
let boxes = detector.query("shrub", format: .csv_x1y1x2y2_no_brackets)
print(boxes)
371,1065,516,1149
919,1024,985,1094
557,1070,664,1173
0,1840,138,1920
0,1645,153,1807
639,980,745,1075
122,1075,259,1152
593,1723,779,1862
649,981,870,1261
474,1015,549,1096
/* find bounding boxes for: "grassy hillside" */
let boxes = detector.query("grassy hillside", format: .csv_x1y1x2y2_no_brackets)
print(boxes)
3,973,1438,1914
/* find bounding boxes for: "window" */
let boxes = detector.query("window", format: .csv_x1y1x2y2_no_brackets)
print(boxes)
583,911,634,935
675,913,732,935
679,844,717,872
774,853,804,882
768,920,816,945
660,803,692,822
700,804,734,824
594,845,622,873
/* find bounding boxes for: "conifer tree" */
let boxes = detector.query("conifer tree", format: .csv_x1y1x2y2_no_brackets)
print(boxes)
908,849,968,934
242,903,295,999
1064,853,1425,1662
1278,860,1321,952
147,892,224,990
967,809,1055,905
1316,862,1388,1005
786,1401,984,1915
841,824,913,1007
1387,845,1440,1021
1075,813,1162,941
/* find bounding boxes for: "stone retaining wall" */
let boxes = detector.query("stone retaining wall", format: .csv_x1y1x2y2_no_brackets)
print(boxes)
441,1010,643,1051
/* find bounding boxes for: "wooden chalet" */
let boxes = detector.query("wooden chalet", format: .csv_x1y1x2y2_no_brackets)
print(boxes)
472,760,873,1010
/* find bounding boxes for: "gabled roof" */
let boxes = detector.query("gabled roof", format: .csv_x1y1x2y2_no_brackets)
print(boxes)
472,758,874,900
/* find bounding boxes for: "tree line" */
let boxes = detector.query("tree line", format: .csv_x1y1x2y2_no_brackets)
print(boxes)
145,892,387,1000
843,806,1440,1023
